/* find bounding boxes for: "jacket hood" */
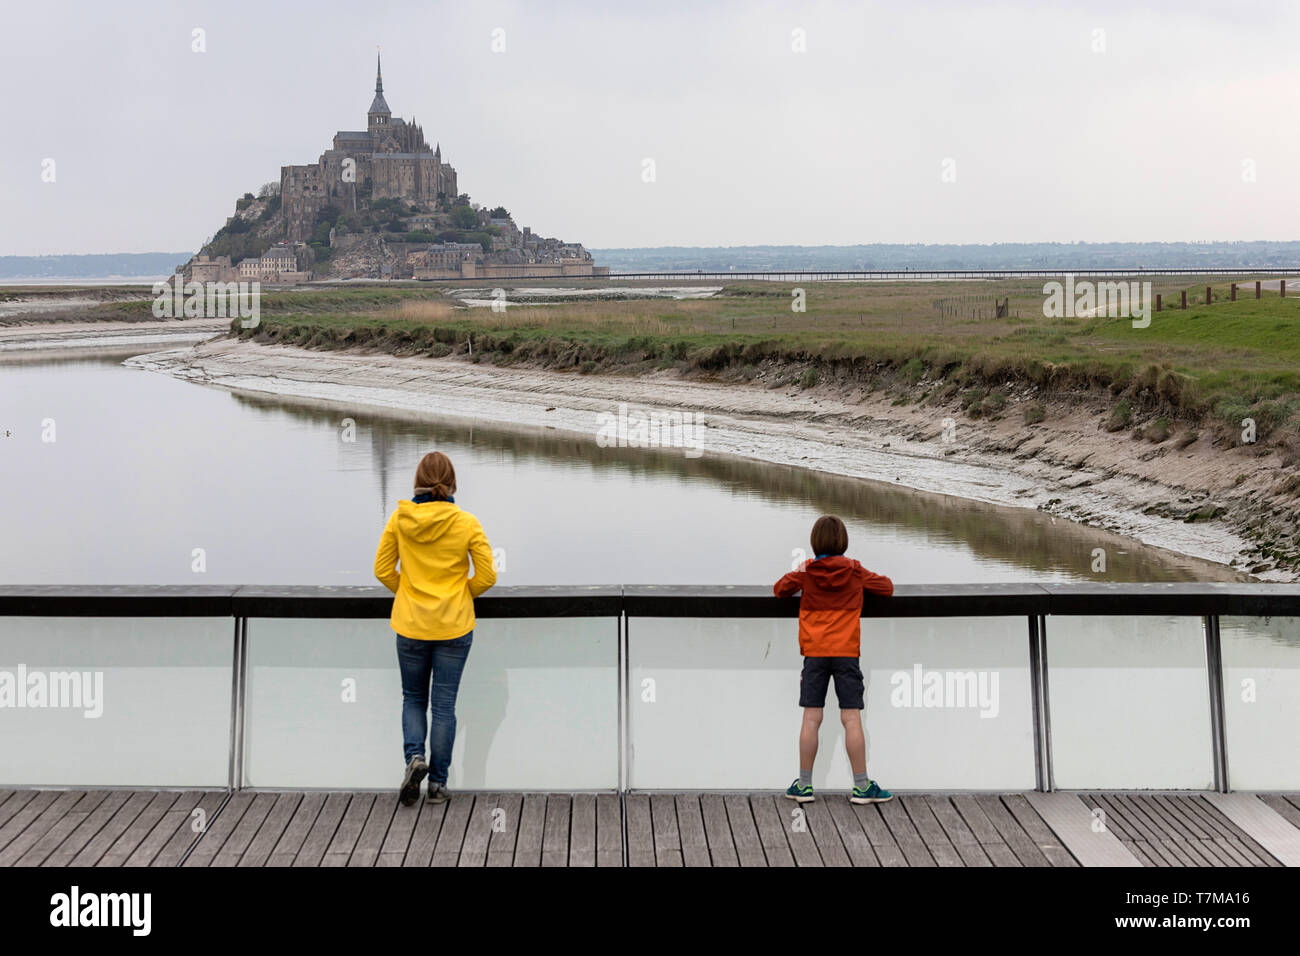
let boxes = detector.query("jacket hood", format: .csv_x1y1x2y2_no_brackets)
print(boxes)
806,554,858,588
395,499,461,544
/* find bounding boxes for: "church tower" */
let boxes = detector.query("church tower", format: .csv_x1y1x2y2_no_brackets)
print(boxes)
367,51,391,137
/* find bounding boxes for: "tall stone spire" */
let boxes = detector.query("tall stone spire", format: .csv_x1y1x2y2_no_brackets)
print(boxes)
368,48,391,121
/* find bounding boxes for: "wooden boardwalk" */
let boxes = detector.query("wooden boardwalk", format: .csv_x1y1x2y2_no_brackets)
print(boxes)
1,788,1296,867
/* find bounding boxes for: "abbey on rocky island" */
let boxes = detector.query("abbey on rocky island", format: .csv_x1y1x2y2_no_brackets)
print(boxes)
280,53,457,241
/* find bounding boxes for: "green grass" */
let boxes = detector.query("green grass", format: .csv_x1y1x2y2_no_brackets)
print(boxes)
142,275,1300,444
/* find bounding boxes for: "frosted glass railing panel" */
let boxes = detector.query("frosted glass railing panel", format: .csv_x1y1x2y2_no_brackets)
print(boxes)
628,617,1034,791
243,617,617,790
1220,616,1300,790
1047,615,1211,789
0,616,231,787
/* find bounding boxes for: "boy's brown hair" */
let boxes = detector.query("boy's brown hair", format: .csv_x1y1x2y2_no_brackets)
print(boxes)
810,515,848,556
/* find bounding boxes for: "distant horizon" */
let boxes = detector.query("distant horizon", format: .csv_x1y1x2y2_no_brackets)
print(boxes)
6,238,1300,258
4,239,1300,282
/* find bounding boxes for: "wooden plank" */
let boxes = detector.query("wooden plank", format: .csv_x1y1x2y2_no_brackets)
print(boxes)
511,794,546,867
401,799,447,867
804,800,850,867
212,792,280,867
950,795,1020,867
649,794,682,867
900,796,963,867
97,791,182,868
852,804,908,866
1121,796,1205,867
16,791,111,867
1002,794,1079,867
0,790,59,855
569,793,596,868
541,795,571,867
293,792,350,868
675,795,711,867
1205,793,1298,866
42,791,130,867
1260,794,1300,830
973,795,1049,867
266,792,326,867
595,793,621,868
926,796,991,867
878,799,936,867
348,795,398,868
624,794,655,868
71,791,155,867
1085,792,1161,866
239,793,304,868
1109,795,1193,867
772,795,821,867
1173,797,1268,867
321,793,377,867
0,790,38,829
1189,796,1283,867
376,797,424,868
749,795,795,867
722,795,768,868
827,799,879,867
486,793,524,868
147,791,224,868
0,790,86,865
183,792,256,868
429,794,472,867
458,794,499,868
1139,796,1225,867
699,794,738,867
1024,792,1140,867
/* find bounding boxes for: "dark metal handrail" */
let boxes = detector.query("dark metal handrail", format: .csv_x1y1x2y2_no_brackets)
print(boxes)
2,582,1298,617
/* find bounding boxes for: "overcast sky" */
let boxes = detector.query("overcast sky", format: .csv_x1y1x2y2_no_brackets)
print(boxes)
1,0,1297,255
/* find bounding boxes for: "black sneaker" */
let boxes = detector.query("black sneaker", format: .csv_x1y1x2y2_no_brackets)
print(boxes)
427,782,450,804
399,756,428,806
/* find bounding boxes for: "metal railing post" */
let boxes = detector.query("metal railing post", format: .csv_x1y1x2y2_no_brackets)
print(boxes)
226,616,249,791
1027,613,1055,792
1203,615,1230,793
226,616,244,791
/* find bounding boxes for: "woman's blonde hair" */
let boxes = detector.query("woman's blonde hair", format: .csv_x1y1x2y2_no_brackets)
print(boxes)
414,451,457,499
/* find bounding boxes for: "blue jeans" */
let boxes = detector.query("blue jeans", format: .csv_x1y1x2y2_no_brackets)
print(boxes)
396,631,472,784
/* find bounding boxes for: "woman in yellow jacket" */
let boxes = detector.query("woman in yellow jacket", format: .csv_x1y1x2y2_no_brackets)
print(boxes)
375,451,497,806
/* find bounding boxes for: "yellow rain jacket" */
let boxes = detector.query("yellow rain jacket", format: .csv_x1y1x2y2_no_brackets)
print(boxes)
374,499,497,641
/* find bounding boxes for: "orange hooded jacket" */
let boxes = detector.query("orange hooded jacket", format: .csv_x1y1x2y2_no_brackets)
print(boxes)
773,555,893,657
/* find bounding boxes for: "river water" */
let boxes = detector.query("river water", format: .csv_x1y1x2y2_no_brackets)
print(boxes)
1,351,1295,793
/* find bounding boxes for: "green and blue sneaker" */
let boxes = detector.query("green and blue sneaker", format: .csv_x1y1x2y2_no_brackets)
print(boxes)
785,779,815,803
850,780,893,805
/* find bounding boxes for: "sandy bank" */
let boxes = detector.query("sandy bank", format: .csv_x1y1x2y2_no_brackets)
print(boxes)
123,336,1299,580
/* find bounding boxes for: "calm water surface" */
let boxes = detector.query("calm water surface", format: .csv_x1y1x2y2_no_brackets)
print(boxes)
0,355,1247,587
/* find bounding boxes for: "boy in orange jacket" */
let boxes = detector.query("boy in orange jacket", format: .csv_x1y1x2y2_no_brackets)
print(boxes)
774,515,894,804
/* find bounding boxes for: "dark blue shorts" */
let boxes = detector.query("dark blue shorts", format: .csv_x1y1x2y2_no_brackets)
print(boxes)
799,656,864,709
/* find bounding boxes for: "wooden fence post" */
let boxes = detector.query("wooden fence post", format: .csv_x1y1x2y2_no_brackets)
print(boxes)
1231,283,1237,301
1181,290,1187,310
1156,293,1162,312
1256,281,1261,299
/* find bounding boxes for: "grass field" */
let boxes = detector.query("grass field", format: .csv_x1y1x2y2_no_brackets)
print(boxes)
204,278,1300,447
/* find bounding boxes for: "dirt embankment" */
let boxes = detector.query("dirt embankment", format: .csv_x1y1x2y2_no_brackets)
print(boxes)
130,335,1300,580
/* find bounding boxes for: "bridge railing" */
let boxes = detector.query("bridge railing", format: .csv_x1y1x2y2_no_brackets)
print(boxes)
1,583,1297,793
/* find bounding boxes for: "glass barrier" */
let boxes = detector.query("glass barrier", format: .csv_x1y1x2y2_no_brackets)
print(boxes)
627,616,1035,791
243,617,618,790
0,616,232,787
1220,615,1300,790
1046,615,1211,789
